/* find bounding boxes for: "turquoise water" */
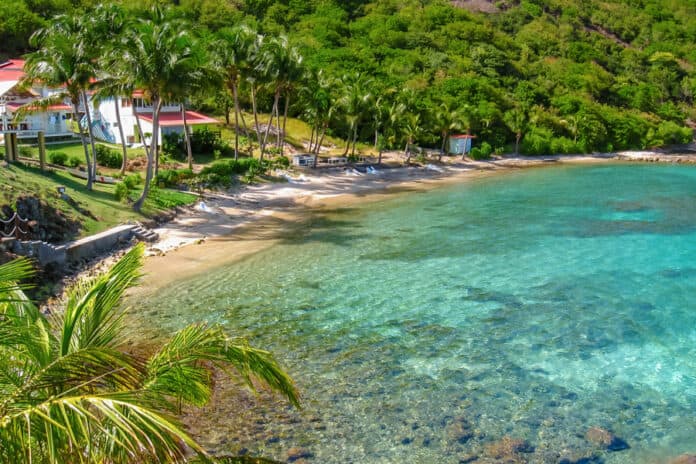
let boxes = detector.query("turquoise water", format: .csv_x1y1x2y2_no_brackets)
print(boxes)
135,163,696,463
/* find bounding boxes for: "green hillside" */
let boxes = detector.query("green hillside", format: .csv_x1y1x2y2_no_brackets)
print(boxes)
3,0,696,154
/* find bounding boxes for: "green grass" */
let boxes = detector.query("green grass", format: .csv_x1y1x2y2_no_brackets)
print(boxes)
0,162,196,239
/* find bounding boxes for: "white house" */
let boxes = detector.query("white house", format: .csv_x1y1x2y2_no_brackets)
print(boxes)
0,59,73,141
1,59,219,146
92,92,219,146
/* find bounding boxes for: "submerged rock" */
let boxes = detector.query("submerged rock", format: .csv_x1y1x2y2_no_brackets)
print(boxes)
483,436,534,462
446,415,475,444
670,455,696,464
584,426,629,451
286,447,314,462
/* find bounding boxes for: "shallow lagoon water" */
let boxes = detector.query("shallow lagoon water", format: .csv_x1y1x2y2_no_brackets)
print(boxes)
134,163,696,463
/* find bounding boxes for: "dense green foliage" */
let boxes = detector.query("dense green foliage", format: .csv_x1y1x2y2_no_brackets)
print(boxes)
6,0,696,154
95,144,123,168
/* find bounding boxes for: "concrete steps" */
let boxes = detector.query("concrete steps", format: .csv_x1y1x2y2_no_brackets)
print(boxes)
132,224,159,243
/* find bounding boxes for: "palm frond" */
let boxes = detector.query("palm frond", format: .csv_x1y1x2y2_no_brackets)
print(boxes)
59,244,144,355
0,258,35,301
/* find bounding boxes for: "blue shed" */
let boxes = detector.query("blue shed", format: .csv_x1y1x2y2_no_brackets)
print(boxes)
449,134,476,155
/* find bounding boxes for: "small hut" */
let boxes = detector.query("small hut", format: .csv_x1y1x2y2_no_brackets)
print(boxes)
449,134,476,155
292,154,316,167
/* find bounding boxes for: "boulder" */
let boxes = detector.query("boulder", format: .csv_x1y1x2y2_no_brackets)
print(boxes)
446,415,475,444
584,427,629,451
670,455,696,464
483,436,534,462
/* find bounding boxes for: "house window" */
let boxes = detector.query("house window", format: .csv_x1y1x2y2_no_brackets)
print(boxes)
112,122,119,128
122,98,131,108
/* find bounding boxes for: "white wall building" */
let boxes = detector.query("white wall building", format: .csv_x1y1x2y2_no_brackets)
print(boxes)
1,59,219,146
0,59,73,141
93,93,219,146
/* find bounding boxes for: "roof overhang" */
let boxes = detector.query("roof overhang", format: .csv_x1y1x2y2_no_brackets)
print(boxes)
137,111,219,127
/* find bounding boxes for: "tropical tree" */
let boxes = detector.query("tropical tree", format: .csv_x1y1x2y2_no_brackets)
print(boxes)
117,6,200,211
256,36,304,160
90,3,131,175
338,72,373,157
433,102,464,161
24,14,96,189
504,107,527,155
402,113,422,165
214,25,258,160
0,244,299,463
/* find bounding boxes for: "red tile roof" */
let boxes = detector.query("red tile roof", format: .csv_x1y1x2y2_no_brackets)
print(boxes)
451,134,476,139
6,102,72,112
0,60,26,82
137,111,219,127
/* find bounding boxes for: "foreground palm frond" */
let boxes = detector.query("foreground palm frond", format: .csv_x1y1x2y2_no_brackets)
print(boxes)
0,243,299,463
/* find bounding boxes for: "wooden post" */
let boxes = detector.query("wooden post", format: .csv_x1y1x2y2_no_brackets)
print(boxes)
3,133,10,163
9,133,18,162
38,131,46,170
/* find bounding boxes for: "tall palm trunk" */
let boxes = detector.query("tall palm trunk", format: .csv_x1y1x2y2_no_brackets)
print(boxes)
343,122,353,156
405,139,412,164
308,125,315,153
439,131,448,162
231,82,240,160
181,103,193,169
280,93,290,156
316,122,327,155
275,97,282,150
134,97,161,212
351,125,358,156
251,84,263,151
115,98,128,175
261,90,280,162
81,91,98,181
72,99,93,191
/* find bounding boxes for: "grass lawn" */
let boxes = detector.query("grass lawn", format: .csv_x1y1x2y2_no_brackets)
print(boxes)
0,162,196,239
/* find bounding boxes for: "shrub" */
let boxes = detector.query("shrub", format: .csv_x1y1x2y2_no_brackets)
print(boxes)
197,157,262,186
95,144,122,168
67,155,82,168
49,151,68,166
19,146,35,158
114,181,129,202
156,168,194,188
191,128,221,154
123,173,142,190
480,142,493,158
468,147,483,160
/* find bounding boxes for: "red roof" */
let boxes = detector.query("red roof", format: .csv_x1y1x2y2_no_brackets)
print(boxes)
451,134,476,139
137,111,219,127
6,102,71,112
0,60,26,82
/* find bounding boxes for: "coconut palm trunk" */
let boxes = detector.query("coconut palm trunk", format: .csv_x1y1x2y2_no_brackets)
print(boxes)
72,99,93,190
81,90,98,181
231,83,240,160
115,98,129,175
250,85,262,148
134,97,160,212
281,93,290,156
261,90,280,161
181,103,193,169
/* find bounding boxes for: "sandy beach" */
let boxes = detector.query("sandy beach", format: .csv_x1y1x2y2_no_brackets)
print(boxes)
134,151,696,290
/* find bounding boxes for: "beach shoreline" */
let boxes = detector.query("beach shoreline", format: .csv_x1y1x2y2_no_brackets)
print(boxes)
135,151,696,290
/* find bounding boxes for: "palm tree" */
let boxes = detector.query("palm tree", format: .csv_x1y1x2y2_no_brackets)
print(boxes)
402,113,422,165
24,15,96,189
117,6,199,211
0,244,299,464
433,102,464,161
338,73,373,157
256,36,302,160
214,25,258,160
89,3,131,175
504,107,527,155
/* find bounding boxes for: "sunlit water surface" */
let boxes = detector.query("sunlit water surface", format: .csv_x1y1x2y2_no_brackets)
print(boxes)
132,164,696,463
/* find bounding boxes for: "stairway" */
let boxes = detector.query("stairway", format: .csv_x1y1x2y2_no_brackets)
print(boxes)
132,224,159,243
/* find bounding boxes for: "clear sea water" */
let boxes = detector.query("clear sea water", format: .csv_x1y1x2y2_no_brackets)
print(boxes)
133,163,696,463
